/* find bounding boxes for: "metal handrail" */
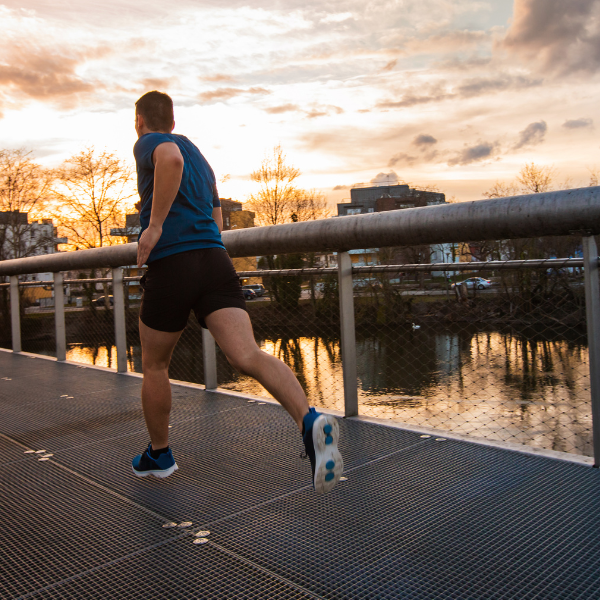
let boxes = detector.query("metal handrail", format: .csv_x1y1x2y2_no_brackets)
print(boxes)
0,187,598,277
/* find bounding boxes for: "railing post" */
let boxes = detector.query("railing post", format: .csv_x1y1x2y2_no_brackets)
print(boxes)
9,275,21,353
337,251,358,417
202,328,218,390
53,272,66,361
112,267,128,373
583,236,600,467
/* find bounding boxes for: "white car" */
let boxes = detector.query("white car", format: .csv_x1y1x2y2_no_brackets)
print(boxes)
451,277,492,290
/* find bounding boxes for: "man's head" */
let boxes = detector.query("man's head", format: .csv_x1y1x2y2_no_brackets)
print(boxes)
135,91,174,136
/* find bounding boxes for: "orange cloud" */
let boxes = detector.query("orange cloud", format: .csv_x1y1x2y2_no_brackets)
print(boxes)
501,0,600,74
0,42,110,110
198,87,270,101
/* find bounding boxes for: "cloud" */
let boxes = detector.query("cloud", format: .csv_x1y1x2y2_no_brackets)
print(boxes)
202,74,234,82
264,103,301,114
0,42,105,109
457,75,541,97
198,87,270,102
306,105,344,118
381,59,397,72
563,117,594,129
377,86,453,109
333,184,349,190
501,0,600,74
448,141,497,166
413,134,437,147
388,153,417,167
389,136,438,166
139,77,175,91
370,171,400,184
306,109,328,118
377,75,542,110
403,29,489,54
321,12,354,24
514,120,547,149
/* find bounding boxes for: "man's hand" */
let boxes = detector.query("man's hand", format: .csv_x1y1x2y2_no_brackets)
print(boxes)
137,224,162,267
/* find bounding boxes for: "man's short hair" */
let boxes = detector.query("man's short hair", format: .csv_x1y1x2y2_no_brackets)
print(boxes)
135,91,174,132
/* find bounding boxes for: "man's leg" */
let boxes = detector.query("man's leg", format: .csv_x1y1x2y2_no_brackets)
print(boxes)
205,307,343,494
139,319,183,449
205,308,309,430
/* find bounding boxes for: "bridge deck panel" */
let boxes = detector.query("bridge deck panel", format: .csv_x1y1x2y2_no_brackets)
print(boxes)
1,352,599,599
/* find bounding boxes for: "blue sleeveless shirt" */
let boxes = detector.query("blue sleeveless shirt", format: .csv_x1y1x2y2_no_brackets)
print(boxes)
133,132,224,263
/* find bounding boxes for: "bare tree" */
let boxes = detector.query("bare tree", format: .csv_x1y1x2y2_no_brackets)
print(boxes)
0,149,54,260
482,181,520,199
52,147,136,250
289,189,331,222
52,147,136,310
516,163,556,194
483,163,556,198
245,145,301,226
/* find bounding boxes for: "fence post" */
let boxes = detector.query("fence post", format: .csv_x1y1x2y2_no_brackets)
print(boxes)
10,275,21,353
53,272,66,361
202,328,218,390
338,251,358,417
583,236,600,467
112,267,128,373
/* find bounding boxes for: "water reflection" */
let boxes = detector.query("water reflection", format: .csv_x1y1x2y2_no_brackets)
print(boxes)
57,325,591,456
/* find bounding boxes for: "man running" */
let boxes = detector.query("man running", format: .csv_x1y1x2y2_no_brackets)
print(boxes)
130,91,343,494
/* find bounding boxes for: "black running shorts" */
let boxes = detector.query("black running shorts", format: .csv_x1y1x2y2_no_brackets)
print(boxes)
139,248,247,332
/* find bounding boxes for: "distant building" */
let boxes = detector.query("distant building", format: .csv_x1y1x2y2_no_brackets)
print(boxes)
220,198,256,232
110,213,141,243
110,213,143,298
219,199,257,282
336,183,453,272
336,183,445,216
0,211,68,305
0,211,67,258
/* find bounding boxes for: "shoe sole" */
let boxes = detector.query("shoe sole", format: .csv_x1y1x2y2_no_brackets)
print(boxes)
312,415,343,495
132,463,179,478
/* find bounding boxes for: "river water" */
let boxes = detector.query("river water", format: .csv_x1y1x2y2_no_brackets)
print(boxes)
26,324,592,457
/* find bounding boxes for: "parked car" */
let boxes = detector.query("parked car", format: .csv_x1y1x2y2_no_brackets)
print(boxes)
353,277,381,290
242,284,266,297
93,295,114,306
242,288,256,300
451,277,492,290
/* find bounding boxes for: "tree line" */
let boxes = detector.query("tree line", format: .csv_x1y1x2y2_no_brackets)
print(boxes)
0,144,332,264
0,147,135,262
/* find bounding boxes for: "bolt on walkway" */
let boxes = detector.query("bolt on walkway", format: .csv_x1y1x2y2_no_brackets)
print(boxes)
1,351,600,600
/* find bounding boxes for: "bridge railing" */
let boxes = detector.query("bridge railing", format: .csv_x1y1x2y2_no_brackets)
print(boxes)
1,187,599,463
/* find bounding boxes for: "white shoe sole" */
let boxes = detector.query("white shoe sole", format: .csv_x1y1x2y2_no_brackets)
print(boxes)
312,415,343,495
132,463,179,478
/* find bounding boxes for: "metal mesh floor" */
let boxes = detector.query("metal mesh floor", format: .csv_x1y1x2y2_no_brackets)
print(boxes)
1,352,600,599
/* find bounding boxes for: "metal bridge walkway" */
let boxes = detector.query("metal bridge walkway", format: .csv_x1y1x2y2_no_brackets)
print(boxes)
1,351,600,600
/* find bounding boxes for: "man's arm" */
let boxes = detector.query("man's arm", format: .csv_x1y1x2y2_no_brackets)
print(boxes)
212,207,223,233
136,142,184,267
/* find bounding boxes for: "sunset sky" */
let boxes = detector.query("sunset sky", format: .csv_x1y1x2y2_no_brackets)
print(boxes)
1,0,598,206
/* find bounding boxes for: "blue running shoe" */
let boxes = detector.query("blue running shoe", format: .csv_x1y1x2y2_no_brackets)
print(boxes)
132,443,178,478
302,408,343,495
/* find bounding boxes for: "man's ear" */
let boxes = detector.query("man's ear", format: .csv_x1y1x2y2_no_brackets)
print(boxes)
171,120,175,133
136,113,144,129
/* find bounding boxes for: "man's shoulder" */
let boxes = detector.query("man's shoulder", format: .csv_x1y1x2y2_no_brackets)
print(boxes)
134,132,174,160
135,132,173,149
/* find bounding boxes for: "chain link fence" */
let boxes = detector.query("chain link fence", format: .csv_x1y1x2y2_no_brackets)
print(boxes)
351,259,591,456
